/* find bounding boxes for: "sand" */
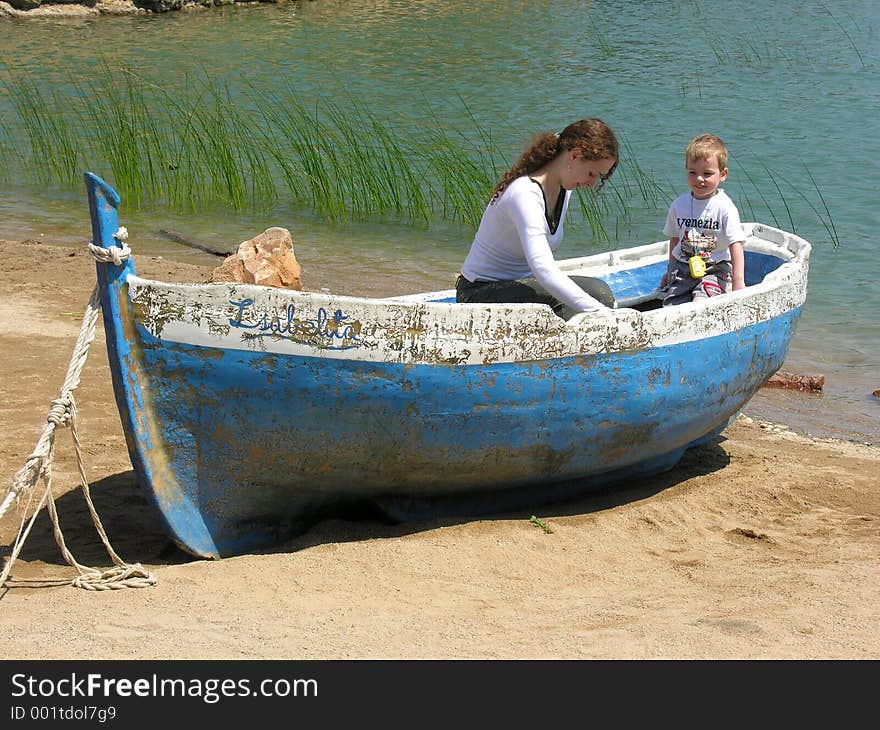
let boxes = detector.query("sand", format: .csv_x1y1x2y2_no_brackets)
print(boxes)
1,238,878,660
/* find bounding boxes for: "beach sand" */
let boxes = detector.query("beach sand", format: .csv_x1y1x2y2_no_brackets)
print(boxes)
1,238,878,660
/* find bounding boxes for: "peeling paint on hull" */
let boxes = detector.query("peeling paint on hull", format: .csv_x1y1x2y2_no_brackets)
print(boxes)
85,173,811,559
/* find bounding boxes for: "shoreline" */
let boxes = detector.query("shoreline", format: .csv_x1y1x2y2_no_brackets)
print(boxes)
0,0,275,19
1,237,878,659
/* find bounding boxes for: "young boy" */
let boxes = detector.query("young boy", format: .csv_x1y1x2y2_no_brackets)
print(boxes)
660,133,746,306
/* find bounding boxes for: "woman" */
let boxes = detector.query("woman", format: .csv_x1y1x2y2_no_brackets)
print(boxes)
456,118,619,319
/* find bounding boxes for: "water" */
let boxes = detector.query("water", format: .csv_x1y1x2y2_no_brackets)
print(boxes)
0,0,877,443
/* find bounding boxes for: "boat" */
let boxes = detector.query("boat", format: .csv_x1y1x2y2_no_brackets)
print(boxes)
84,172,811,559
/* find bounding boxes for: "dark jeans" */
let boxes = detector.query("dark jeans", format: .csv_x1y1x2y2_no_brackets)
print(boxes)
455,275,613,320
662,259,733,307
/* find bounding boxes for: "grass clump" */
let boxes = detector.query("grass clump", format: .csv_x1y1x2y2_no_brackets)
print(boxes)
8,79,79,185
1,62,839,249
529,515,554,534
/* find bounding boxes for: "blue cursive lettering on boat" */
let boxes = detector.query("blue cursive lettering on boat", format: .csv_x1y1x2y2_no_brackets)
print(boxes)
228,298,361,348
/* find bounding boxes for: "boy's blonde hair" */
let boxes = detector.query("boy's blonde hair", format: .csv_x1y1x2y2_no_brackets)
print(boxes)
685,133,729,170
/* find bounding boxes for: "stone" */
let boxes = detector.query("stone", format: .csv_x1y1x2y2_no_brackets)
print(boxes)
763,370,825,393
208,227,303,290
7,0,42,9
133,0,184,11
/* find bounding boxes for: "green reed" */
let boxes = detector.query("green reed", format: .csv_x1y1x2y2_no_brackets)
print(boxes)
75,71,162,209
794,164,839,249
7,79,79,184
587,14,615,58
0,111,10,178
194,82,262,210
422,124,497,229
820,3,866,69
621,138,674,208
754,156,798,234
253,87,331,214
161,93,214,210
732,153,840,249
4,64,838,249
734,157,778,228
328,94,432,225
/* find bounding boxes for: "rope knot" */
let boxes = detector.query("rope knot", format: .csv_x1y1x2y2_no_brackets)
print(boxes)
71,563,157,591
88,226,132,266
47,396,72,427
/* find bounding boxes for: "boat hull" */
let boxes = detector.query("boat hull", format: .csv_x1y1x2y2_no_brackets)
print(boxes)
132,312,797,556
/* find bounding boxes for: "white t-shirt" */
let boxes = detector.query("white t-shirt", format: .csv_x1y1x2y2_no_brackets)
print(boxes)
663,189,745,263
461,176,605,312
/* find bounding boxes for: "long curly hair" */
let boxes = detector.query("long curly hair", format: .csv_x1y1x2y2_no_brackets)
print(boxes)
490,118,619,202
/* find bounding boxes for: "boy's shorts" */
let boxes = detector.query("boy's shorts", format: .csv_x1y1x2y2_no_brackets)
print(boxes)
662,259,732,307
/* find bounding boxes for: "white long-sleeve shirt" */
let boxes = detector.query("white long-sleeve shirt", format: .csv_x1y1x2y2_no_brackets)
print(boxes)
460,176,606,312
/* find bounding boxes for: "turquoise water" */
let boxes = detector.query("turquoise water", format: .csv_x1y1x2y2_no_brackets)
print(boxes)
0,0,877,442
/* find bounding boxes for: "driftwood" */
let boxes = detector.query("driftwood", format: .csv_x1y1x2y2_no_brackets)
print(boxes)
157,229,227,257
763,370,825,393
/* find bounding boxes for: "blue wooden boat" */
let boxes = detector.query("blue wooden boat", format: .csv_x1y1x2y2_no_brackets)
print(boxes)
85,172,811,559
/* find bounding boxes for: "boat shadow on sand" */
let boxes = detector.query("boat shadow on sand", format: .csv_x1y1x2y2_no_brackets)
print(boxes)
1,436,731,574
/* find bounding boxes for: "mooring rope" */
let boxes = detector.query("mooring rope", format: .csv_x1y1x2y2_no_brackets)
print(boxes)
0,228,156,591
